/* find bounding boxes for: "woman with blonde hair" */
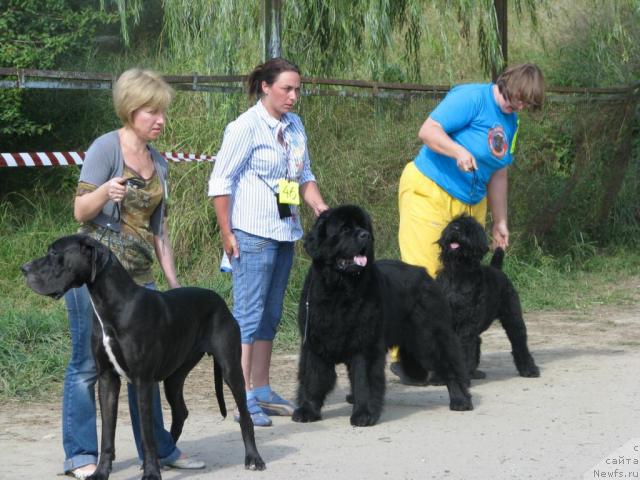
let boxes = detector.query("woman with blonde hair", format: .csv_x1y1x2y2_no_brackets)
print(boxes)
62,68,203,479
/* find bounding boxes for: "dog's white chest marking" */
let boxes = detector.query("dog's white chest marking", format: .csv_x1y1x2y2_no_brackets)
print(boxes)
89,296,131,383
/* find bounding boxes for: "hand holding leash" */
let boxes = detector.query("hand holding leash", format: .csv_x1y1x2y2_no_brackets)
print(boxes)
107,177,127,203
455,149,477,173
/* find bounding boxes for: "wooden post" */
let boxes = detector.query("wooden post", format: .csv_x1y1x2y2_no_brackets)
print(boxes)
262,0,282,61
492,0,508,81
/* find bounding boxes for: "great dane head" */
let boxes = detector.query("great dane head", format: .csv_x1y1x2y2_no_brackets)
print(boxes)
21,234,110,299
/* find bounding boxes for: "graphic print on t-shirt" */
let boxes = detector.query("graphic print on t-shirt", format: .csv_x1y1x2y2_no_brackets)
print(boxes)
487,124,509,160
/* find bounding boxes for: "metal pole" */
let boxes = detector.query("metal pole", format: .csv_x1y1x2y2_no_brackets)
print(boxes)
262,0,282,61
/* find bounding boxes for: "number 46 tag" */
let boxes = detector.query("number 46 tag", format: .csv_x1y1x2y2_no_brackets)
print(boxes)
277,179,300,205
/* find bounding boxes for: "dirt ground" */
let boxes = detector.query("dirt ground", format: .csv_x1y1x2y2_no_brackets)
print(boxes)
1,277,639,480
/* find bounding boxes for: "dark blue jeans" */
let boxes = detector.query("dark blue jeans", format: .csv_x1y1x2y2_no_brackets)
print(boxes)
62,283,180,472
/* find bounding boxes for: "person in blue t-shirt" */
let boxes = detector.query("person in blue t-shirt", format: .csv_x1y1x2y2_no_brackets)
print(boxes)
391,64,545,383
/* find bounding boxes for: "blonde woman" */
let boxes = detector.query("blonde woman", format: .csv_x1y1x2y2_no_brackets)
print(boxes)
62,68,203,479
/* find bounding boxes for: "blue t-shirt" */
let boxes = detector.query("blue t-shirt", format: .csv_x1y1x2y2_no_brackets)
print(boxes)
414,83,518,205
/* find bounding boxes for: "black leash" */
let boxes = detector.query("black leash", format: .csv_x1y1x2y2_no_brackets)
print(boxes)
303,274,313,345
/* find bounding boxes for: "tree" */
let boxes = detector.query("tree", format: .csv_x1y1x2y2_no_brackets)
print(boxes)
0,0,113,137
106,0,541,81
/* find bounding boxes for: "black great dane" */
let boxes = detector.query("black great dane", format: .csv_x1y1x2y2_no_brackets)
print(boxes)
21,234,265,479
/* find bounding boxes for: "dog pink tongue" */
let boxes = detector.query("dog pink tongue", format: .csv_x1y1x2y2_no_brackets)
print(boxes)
450,242,460,250
354,255,367,267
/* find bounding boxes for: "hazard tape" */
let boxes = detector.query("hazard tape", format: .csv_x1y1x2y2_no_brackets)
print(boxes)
0,151,216,167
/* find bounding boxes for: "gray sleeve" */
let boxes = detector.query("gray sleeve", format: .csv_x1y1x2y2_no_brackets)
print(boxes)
79,132,118,186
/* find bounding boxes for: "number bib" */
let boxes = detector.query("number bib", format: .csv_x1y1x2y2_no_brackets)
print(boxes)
277,179,300,205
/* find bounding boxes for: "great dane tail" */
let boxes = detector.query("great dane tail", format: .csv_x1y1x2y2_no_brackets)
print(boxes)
213,358,227,417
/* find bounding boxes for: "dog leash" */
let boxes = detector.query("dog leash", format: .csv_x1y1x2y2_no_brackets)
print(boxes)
303,274,313,345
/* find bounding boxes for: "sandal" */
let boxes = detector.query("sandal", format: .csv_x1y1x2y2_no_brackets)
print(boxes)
234,397,272,427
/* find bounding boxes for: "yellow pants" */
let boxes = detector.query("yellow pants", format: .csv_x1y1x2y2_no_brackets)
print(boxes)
390,162,487,363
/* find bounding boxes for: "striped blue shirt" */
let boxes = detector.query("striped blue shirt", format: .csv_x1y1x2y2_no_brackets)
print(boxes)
208,100,317,241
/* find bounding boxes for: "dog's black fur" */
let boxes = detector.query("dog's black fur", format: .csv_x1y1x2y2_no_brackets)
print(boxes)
21,235,265,479
292,205,472,427
436,215,540,380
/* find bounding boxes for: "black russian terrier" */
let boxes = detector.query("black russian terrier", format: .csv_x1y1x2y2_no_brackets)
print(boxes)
436,215,540,380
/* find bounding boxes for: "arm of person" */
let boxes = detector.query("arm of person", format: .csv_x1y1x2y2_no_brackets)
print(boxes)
487,166,509,249
300,181,329,217
418,117,477,172
207,120,254,259
74,177,128,222
153,218,180,289
211,195,238,258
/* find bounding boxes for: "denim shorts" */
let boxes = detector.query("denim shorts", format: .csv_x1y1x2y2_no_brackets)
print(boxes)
231,229,294,344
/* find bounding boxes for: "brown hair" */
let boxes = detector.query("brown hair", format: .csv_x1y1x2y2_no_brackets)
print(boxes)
496,63,545,111
113,68,174,125
247,57,301,99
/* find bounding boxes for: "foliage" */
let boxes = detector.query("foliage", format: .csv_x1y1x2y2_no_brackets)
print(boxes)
556,0,640,86
510,0,640,86
0,0,114,137
103,0,544,81
2,0,640,402
0,187,75,399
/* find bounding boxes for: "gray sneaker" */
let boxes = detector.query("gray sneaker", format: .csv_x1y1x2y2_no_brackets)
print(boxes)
256,390,295,416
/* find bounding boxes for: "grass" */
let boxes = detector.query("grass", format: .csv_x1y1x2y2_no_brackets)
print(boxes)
1,0,639,401
2,187,639,402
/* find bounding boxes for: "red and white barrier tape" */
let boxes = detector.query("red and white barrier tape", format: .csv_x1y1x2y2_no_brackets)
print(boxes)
0,151,216,167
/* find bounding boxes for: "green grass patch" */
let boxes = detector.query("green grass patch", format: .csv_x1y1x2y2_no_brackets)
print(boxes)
2,182,640,400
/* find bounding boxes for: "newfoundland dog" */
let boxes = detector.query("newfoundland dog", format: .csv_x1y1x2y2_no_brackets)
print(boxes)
436,214,540,380
292,205,472,427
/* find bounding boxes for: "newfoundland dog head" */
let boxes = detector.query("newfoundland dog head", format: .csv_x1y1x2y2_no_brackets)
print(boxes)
303,205,374,276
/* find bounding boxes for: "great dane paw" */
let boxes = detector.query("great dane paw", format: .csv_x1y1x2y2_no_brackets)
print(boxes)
245,453,266,471
471,369,486,379
345,393,354,404
292,406,321,423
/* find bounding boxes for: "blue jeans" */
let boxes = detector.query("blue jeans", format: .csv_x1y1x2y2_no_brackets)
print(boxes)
231,230,294,344
62,284,180,472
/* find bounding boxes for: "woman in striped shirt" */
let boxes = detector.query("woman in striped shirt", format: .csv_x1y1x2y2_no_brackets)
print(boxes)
208,58,328,427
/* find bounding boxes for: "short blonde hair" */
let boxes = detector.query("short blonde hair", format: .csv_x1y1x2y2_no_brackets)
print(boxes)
496,63,545,111
113,68,174,125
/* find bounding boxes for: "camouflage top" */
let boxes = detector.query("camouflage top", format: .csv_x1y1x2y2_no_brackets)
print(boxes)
76,166,163,285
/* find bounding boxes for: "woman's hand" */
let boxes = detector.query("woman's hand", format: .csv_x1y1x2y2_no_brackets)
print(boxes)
419,117,477,172
492,221,509,250
222,231,239,259
300,181,328,217
74,176,127,223
106,177,127,203
454,149,478,173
